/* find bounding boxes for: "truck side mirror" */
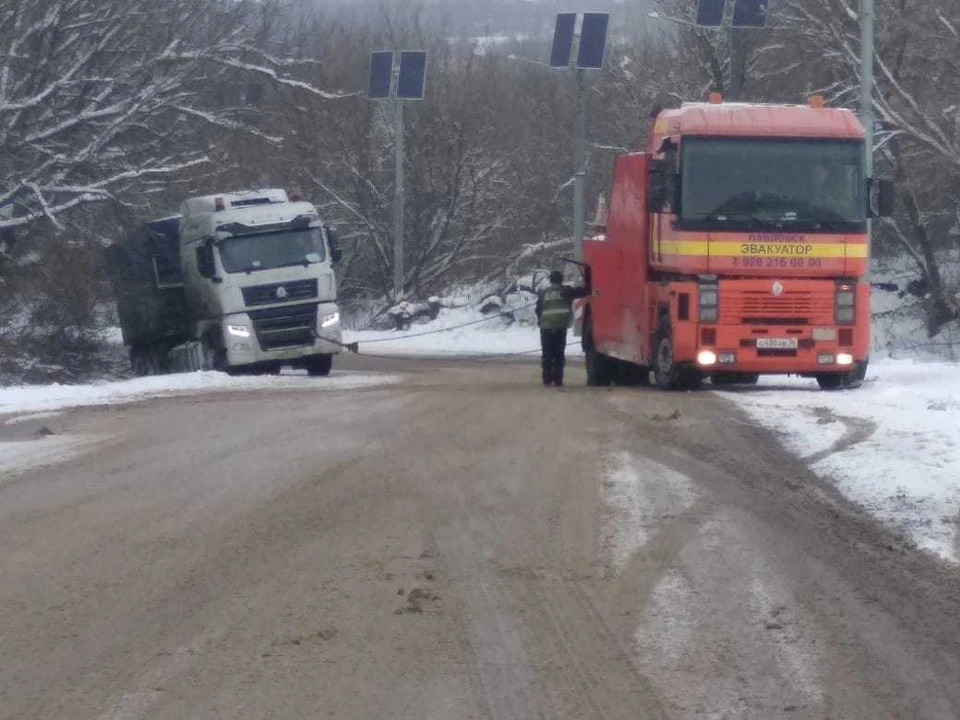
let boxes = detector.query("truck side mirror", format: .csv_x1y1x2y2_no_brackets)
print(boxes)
672,173,683,215
649,159,668,211
325,226,342,264
196,239,215,278
877,179,895,218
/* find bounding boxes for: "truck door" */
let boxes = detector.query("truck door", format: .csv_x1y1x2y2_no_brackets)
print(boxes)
589,246,624,352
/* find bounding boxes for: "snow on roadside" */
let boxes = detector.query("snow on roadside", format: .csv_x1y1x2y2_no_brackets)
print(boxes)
0,435,104,476
0,371,400,416
345,303,583,358
725,359,960,562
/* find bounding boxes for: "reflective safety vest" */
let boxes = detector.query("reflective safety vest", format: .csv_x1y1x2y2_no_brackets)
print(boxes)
539,285,571,330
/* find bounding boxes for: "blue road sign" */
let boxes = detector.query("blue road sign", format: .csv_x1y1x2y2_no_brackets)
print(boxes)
397,51,427,99
550,13,577,68
368,51,393,99
576,13,609,69
732,0,769,27
696,0,726,27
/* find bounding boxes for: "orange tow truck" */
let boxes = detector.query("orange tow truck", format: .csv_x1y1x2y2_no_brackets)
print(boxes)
576,95,894,390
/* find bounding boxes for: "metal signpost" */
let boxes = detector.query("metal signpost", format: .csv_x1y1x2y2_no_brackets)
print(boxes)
367,50,428,301
550,12,609,261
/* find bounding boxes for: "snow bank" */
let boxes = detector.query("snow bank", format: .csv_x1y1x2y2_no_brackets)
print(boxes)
726,359,960,562
346,301,584,358
0,371,400,416
0,435,103,475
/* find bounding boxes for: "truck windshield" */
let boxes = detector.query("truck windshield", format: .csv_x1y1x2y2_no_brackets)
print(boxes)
217,227,326,273
680,138,866,232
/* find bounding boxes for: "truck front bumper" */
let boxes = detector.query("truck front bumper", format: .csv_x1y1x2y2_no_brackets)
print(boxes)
222,302,342,367
688,324,866,375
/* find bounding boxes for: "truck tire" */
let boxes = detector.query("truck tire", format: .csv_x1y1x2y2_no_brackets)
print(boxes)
653,326,684,390
130,349,150,377
816,373,845,390
817,361,866,391
305,354,333,377
200,336,226,372
653,322,702,391
616,361,651,386
130,347,164,376
584,317,614,386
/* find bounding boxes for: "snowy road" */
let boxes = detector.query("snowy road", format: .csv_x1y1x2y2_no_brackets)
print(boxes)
2,357,960,718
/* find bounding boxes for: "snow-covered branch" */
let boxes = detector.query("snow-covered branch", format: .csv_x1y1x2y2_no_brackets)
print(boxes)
0,0,342,231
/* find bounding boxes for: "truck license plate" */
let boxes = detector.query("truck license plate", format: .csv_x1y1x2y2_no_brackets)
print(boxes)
756,338,799,350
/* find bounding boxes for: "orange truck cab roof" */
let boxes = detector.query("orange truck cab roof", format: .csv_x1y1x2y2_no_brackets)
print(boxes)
652,102,864,143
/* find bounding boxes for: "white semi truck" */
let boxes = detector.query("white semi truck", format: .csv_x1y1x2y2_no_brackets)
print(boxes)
107,189,343,376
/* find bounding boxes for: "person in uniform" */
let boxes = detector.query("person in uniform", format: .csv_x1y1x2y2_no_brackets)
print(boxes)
535,270,590,387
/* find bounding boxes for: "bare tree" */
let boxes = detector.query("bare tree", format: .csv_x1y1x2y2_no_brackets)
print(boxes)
0,0,343,235
777,0,960,336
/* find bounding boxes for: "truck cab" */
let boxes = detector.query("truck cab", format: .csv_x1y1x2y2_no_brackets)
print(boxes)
179,189,342,375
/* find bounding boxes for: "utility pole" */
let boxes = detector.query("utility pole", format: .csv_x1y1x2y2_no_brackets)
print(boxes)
573,68,588,261
393,97,405,301
727,26,746,100
550,12,609,262
367,50,427,302
860,0,875,274
860,0,874,181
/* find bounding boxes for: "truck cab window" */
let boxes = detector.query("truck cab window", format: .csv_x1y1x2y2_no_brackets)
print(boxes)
217,227,327,274
679,137,865,232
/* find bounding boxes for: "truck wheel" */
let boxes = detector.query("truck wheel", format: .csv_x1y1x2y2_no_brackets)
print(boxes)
305,354,333,377
616,361,650,387
584,319,613,386
679,368,703,390
817,361,866,391
130,349,150,377
200,336,226,372
816,374,844,390
653,326,684,391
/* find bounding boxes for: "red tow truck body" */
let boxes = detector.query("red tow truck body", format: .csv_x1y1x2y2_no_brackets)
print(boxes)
576,97,879,390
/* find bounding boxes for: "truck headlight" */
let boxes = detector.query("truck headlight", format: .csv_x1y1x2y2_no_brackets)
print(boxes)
228,324,251,338
836,353,854,366
320,312,340,328
697,350,717,366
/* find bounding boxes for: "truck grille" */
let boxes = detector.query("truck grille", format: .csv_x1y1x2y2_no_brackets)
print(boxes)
248,303,317,350
242,279,318,307
723,291,830,325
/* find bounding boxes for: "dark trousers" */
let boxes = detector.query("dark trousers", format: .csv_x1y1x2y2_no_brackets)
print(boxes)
540,329,567,385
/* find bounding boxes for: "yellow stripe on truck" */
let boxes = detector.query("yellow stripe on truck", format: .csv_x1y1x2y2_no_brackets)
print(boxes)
659,241,868,259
